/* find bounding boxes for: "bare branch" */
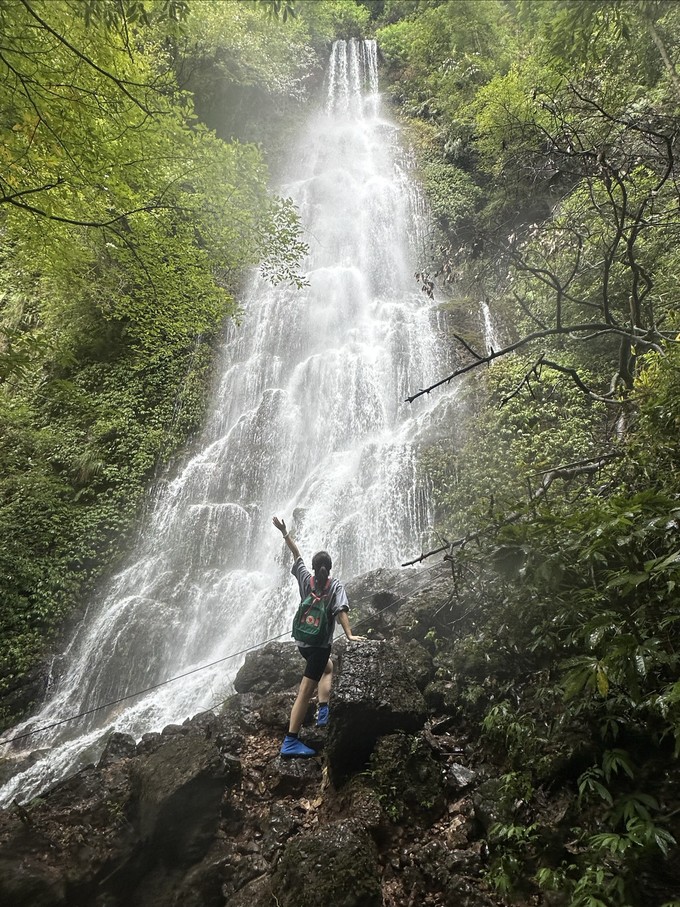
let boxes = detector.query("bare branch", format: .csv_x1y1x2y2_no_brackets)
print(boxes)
451,331,485,361
405,322,667,403
401,541,450,568
401,453,621,566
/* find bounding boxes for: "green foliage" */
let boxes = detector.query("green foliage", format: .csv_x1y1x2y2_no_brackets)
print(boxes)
380,0,680,901
420,162,482,233
0,0,315,724
422,355,610,537
365,732,444,822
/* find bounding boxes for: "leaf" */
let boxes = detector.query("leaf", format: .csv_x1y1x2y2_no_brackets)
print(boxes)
596,666,609,697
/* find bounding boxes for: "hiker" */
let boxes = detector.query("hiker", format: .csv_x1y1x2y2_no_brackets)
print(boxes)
273,515,364,757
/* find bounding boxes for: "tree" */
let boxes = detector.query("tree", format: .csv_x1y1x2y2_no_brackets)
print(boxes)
407,59,680,405
0,0,309,725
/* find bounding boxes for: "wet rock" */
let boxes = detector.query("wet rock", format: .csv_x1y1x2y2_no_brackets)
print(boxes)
227,874,272,907
137,732,162,755
344,567,406,634
272,819,382,907
260,803,300,862
264,754,322,794
367,733,446,822
446,762,477,791
182,710,218,736
217,692,264,744
472,778,511,833
168,853,229,907
326,640,428,785
443,802,476,848
130,732,241,863
0,759,137,906
255,691,296,729
98,731,137,766
160,723,186,737
341,780,383,830
0,854,67,907
407,839,492,907
234,642,302,694
390,567,458,647
0,662,50,730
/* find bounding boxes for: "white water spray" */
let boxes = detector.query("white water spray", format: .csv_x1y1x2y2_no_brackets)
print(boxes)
0,40,453,805
481,300,502,355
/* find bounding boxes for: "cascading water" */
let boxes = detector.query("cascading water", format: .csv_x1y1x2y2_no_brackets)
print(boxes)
0,39,454,806
481,300,502,355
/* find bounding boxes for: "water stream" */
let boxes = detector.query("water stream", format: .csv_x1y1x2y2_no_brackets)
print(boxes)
0,39,454,806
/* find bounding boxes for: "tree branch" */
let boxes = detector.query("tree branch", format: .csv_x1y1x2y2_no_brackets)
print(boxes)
405,322,669,403
18,0,153,115
0,195,179,228
401,453,622,566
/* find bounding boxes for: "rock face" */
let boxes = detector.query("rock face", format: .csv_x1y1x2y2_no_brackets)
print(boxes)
0,565,515,907
326,639,430,785
273,819,382,907
233,642,302,695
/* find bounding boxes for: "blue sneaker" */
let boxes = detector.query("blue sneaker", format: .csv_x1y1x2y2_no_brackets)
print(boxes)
316,704,329,728
280,735,316,758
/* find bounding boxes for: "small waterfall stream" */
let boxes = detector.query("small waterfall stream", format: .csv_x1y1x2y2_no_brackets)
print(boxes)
481,300,502,355
0,39,454,806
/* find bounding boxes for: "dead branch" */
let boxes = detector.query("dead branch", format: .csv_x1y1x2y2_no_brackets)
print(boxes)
401,452,621,566
405,322,671,403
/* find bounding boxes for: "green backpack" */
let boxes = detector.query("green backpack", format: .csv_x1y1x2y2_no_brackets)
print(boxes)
291,578,332,645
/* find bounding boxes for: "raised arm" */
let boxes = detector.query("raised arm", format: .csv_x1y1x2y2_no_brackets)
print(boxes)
272,516,301,561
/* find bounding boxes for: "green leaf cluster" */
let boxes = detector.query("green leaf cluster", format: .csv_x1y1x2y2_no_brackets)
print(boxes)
0,0,318,723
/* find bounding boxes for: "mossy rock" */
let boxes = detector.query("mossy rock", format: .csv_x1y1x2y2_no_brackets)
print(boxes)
272,819,381,907
366,732,446,823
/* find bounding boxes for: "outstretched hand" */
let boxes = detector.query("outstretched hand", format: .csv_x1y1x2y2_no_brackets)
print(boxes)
272,516,287,535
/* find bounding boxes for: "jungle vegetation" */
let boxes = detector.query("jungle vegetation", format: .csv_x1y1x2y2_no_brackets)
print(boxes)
1,1,680,905
0,0,365,719
370,2,680,904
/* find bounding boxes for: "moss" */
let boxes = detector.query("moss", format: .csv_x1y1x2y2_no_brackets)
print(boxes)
366,732,445,823
273,819,381,907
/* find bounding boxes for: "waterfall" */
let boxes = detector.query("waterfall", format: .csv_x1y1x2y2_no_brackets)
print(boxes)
481,300,501,355
0,39,452,806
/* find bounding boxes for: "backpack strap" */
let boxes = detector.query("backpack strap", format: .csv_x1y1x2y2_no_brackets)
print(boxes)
309,575,334,602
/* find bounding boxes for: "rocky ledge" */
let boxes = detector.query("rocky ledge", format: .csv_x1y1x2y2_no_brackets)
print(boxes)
6,564,676,906
0,565,515,907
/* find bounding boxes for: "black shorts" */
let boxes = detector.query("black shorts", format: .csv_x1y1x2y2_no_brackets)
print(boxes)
299,646,332,683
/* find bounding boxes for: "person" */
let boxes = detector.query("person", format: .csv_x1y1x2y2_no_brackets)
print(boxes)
273,515,363,757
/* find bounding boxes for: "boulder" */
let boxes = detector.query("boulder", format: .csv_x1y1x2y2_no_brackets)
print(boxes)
326,639,428,785
264,754,322,795
98,731,137,766
367,732,446,822
130,731,241,864
0,713,244,907
344,563,452,640
446,763,477,792
344,567,405,634
233,642,303,694
391,573,460,647
272,819,382,907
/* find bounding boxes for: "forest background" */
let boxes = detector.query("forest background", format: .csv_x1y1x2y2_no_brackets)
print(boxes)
1,1,680,905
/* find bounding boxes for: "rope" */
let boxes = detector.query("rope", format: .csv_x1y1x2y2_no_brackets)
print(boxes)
0,557,452,748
